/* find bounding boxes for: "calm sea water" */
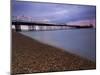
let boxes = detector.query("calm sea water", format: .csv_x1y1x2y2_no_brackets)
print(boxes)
20,28,96,62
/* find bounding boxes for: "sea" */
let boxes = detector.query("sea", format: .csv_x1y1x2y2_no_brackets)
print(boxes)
20,28,96,62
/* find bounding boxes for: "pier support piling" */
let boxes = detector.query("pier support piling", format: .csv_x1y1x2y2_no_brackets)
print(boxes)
15,25,21,31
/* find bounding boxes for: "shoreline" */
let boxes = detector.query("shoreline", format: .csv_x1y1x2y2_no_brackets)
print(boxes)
11,30,96,74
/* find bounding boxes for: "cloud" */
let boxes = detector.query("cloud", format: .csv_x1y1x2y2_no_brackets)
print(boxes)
12,1,96,24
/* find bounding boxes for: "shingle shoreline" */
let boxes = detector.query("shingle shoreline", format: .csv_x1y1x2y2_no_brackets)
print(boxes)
11,31,96,74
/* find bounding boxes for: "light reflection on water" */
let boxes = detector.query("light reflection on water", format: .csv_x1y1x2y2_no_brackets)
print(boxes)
20,28,96,62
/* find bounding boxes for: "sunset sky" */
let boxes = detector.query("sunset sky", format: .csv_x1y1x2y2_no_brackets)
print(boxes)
12,0,96,26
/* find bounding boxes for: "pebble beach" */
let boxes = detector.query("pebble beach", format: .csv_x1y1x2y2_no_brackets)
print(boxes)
11,30,96,74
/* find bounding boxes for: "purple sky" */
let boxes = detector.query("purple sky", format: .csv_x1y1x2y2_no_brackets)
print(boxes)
12,0,96,25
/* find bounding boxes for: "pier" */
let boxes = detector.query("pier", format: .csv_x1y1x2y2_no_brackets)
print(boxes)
12,21,93,31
